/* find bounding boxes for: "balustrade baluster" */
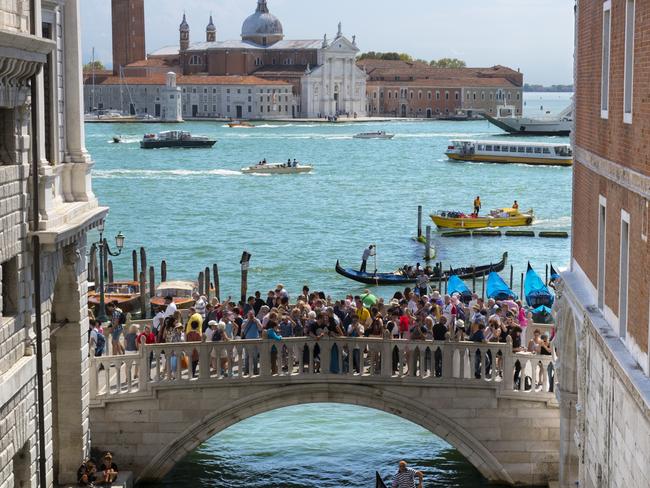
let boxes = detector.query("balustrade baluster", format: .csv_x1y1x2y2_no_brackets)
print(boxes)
199,343,210,380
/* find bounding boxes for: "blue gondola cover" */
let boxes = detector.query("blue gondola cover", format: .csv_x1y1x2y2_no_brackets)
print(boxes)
524,263,555,308
486,271,518,300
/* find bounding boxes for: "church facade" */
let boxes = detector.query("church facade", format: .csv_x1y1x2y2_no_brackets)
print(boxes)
148,0,367,118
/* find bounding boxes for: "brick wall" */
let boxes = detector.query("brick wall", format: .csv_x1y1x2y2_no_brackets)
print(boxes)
575,0,650,177
111,0,146,75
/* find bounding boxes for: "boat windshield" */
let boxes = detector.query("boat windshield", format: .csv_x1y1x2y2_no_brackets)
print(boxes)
555,146,572,157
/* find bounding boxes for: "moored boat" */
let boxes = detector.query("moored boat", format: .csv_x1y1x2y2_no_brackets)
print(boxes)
431,208,534,229
524,262,554,308
150,280,198,310
486,271,518,300
241,162,313,174
483,104,573,136
88,281,142,314
447,275,472,302
446,139,572,166
335,252,508,286
353,131,394,139
140,131,217,149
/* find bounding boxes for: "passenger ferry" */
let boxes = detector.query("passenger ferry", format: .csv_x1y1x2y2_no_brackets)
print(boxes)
445,140,573,167
140,131,217,149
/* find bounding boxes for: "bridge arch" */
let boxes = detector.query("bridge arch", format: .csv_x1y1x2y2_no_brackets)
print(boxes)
138,383,514,484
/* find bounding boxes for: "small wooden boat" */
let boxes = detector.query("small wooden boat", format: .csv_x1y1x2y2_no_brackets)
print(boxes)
228,121,254,128
486,271,518,300
446,139,572,166
335,252,508,286
150,280,198,310
524,262,554,308
241,163,312,174
431,208,534,229
353,131,394,139
88,281,142,313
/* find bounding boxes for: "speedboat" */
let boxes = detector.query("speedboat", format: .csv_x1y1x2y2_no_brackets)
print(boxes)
431,207,534,229
228,120,254,128
241,162,313,174
112,136,122,144
140,131,217,149
446,140,572,167
353,131,394,139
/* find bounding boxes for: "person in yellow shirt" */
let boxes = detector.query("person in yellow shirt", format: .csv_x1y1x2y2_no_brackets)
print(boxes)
185,307,203,335
353,296,372,327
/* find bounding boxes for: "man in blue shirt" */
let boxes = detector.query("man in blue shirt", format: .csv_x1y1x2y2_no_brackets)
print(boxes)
241,311,262,374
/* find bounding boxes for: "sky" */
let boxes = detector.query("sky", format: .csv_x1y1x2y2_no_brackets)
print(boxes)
80,0,574,85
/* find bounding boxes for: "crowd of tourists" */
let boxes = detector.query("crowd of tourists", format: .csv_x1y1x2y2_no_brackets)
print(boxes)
89,283,555,385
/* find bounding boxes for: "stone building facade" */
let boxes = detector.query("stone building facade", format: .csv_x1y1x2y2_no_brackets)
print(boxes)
0,1,107,486
555,1,650,487
83,72,295,120
111,0,145,76
360,60,523,118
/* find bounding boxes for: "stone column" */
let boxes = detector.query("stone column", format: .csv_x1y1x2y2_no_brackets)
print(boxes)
63,0,95,202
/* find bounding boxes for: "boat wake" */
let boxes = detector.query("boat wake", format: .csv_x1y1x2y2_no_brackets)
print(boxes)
108,137,141,144
93,168,243,179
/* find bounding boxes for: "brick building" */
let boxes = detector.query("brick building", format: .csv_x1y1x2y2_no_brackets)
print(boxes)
0,0,107,486
359,60,523,118
555,1,650,487
111,0,145,76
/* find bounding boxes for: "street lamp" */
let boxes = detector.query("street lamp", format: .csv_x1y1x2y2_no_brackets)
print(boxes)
93,221,126,323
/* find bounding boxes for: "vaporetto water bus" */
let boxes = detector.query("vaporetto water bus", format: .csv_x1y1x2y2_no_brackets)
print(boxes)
445,139,573,167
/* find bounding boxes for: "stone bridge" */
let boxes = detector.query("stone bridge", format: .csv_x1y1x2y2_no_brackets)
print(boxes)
88,337,560,486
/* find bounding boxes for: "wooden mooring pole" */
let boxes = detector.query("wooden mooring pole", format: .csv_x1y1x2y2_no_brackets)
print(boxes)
509,265,514,290
132,250,138,282
149,266,155,298
417,205,423,238
213,263,220,302
471,267,476,294
198,271,205,296
107,260,114,283
520,272,525,300
240,251,252,306
481,272,486,300
161,260,167,283
140,247,147,281
425,225,432,261
139,271,147,319
204,267,211,299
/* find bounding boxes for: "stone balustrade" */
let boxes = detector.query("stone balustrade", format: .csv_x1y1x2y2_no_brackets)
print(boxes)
90,336,557,404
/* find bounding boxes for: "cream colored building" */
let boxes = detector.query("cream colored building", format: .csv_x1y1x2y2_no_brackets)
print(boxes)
0,1,106,486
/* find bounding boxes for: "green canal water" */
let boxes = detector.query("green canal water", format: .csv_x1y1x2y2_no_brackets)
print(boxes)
87,92,571,487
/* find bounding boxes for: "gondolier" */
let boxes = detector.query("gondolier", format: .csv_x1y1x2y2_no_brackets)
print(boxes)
360,245,375,273
391,461,423,488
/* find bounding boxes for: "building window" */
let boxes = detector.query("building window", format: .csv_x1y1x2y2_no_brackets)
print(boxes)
473,92,476,100
597,196,607,311
213,89,217,94
427,91,431,100
418,91,422,100
619,210,630,338
410,91,414,99
248,105,252,113
237,89,241,94
227,89,230,94
445,91,449,100
388,92,392,99
623,0,635,123
203,105,207,112
1,257,18,320
212,105,216,112
227,105,230,112
436,91,440,100
455,92,459,100
601,1,612,117
192,88,196,94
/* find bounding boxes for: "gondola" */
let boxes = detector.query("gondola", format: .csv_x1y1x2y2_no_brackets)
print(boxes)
447,275,472,303
335,252,507,286
549,264,560,283
524,262,554,308
376,472,388,488
486,271,518,300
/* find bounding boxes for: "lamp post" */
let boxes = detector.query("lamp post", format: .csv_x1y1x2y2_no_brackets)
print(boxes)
94,220,126,322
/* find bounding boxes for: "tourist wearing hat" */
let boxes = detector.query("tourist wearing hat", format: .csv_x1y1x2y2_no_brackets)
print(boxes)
99,452,119,484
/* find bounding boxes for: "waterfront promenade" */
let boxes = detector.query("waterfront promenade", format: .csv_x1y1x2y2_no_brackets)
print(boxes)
89,333,559,486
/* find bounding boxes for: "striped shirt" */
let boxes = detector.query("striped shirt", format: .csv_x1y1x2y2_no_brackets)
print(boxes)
392,468,418,488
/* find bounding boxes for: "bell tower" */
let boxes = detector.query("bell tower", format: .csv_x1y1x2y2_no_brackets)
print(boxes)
111,0,146,75
206,15,216,42
180,13,190,51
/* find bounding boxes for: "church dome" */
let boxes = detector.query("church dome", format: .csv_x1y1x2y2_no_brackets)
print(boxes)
241,0,283,44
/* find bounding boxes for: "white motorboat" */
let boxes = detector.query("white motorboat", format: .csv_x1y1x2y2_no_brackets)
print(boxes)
353,131,395,139
483,104,573,136
241,162,313,174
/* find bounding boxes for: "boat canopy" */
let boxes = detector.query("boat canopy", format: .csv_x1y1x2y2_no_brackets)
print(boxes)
524,263,554,308
155,280,197,297
486,271,518,300
447,275,472,301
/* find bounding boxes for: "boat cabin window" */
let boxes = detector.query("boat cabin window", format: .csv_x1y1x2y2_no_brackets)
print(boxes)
493,145,501,152
485,145,493,151
510,147,517,153
534,147,542,154
478,145,484,151
542,148,551,154
517,147,525,153
525,147,533,154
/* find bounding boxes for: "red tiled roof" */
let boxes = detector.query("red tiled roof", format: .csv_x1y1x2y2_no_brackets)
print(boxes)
367,77,518,89
125,58,172,68
83,73,291,86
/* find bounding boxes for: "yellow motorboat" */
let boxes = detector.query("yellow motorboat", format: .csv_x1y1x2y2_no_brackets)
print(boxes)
430,208,534,229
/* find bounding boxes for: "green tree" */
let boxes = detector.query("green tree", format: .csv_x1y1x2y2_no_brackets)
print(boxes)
83,60,105,71
358,51,413,62
430,58,466,68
